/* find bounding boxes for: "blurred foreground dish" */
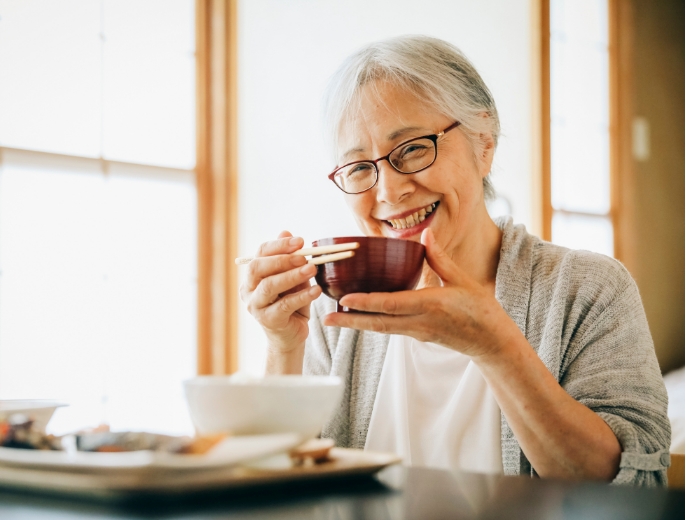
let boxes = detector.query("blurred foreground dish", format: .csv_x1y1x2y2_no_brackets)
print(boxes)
184,374,343,439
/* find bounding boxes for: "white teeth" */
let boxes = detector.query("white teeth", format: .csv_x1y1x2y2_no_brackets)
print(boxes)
386,202,438,230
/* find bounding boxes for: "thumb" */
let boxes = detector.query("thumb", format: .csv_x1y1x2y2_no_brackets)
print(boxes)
420,228,464,286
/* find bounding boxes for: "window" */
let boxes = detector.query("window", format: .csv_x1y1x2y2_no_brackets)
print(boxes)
0,0,197,435
546,0,614,257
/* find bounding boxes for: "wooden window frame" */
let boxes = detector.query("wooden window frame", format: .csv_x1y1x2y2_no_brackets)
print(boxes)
609,0,636,270
196,0,239,375
539,0,552,242
540,0,632,263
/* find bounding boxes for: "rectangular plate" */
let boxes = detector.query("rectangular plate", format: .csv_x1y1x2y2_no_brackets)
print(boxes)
0,448,401,500
0,433,301,472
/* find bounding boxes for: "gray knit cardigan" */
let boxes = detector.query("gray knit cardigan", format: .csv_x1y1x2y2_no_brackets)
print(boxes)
303,217,671,486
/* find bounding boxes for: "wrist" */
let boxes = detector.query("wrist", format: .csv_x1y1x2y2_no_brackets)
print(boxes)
471,318,528,368
265,340,305,375
266,336,305,356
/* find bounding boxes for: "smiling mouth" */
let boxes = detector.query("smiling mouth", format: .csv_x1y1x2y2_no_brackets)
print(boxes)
385,202,439,230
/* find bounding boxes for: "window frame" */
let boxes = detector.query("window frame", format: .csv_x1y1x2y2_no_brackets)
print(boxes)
195,0,239,375
540,0,630,262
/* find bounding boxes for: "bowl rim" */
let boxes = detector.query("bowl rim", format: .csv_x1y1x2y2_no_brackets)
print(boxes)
0,400,68,411
312,235,426,249
183,375,343,388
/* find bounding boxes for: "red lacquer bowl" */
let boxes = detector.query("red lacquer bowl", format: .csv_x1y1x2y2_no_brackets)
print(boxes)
312,236,426,312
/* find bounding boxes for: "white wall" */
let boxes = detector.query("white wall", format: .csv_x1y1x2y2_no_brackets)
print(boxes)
237,0,536,374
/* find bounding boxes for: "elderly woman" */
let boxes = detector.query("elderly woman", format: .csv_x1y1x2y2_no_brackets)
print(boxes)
240,36,670,485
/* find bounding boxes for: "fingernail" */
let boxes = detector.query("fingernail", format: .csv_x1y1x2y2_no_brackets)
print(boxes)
309,285,320,296
289,237,301,246
301,264,315,275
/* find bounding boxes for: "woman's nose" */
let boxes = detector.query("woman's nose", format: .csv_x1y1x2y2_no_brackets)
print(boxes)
374,161,415,205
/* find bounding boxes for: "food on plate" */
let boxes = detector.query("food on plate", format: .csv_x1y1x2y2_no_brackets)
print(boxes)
176,433,227,455
0,414,62,450
76,430,187,453
76,430,226,454
0,413,226,455
290,438,334,466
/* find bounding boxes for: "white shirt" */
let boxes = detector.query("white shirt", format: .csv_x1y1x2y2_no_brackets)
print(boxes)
365,334,503,474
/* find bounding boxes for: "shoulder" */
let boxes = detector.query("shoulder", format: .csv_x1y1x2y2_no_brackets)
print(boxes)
494,216,642,342
528,240,648,365
495,216,637,318
532,240,636,313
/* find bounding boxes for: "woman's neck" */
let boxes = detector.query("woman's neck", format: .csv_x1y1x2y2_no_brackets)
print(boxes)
421,209,503,292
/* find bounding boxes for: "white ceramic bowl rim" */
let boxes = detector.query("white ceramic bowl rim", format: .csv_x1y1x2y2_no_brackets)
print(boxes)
184,375,342,387
0,400,68,411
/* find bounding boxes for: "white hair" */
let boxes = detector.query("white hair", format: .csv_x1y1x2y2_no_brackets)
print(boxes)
322,35,499,200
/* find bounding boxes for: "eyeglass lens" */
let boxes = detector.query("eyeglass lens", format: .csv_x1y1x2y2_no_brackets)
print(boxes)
333,137,437,194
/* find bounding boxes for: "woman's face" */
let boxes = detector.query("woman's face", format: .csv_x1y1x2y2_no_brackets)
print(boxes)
335,80,495,258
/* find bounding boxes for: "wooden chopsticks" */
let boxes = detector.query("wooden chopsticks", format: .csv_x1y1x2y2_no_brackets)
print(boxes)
235,242,359,266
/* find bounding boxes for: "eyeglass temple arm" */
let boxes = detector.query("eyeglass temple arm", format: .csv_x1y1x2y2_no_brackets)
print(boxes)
438,121,461,137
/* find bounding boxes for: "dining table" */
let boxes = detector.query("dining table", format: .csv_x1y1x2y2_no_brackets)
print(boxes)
0,464,682,520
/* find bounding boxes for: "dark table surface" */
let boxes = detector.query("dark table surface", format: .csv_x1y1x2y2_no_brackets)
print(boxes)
0,465,682,520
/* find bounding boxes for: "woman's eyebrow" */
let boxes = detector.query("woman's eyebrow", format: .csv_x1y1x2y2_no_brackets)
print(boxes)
386,126,428,141
339,126,428,163
340,146,365,163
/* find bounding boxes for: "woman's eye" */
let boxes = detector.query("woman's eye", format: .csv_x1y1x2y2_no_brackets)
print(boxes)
400,144,428,158
351,164,371,173
345,164,373,178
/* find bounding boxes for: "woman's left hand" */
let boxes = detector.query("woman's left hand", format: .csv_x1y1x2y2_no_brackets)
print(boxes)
325,228,623,481
322,228,523,360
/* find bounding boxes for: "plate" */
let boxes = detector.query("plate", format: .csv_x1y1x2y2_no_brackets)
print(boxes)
0,433,302,472
0,448,401,499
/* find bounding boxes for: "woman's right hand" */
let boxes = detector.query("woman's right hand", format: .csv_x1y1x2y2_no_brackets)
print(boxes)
239,231,322,356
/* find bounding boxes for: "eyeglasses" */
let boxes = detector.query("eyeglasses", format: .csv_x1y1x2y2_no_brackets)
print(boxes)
328,121,461,194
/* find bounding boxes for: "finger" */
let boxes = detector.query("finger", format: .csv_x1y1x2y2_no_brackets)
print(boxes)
255,233,305,258
420,228,466,286
252,263,317,309
322,311,423,336
263,285,321,325
244,254,308,292
338,290,432,315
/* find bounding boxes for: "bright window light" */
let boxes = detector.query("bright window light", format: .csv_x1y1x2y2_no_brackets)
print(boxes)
0,0,197,435
549,0,613,256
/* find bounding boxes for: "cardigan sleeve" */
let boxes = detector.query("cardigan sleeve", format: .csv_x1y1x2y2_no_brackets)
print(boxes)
559,263,671,486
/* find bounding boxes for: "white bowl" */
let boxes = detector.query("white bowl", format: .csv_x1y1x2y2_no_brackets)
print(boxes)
0,400,68,432
183,375,343,440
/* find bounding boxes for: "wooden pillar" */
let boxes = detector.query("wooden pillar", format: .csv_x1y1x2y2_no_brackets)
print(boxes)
539,0,552,242
196,0,239,375
609,0,636,270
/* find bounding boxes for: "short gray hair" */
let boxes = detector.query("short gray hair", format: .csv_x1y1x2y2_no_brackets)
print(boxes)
323,35,499,200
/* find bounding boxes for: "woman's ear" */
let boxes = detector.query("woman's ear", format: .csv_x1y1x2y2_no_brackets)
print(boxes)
476,113,496,179
478,132,496,178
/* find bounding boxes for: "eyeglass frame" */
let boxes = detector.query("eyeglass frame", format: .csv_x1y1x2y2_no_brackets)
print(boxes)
327,121,461,194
